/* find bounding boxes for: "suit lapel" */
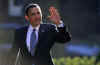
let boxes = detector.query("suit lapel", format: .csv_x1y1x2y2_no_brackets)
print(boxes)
38,24,44,44
23,25,44,50
23,25,44,49
23,25,46,53
36,24,45,47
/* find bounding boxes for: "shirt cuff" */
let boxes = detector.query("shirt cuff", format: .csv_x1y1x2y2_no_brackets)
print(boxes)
57,20,64,27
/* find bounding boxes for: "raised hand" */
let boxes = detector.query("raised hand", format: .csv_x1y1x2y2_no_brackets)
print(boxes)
48,6,61,26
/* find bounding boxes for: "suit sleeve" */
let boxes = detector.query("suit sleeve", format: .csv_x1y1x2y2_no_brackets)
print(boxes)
54,25,71,43
11,29,22,53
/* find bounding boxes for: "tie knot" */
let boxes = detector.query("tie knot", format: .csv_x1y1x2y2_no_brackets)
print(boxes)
33,29,36,31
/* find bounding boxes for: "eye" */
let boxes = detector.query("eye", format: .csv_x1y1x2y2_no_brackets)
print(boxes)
37,12,40,14
31,13,35,16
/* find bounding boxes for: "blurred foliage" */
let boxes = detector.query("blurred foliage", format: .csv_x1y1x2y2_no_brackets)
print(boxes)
52,56,100,65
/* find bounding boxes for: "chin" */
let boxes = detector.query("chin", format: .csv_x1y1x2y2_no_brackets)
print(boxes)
37,21,41,24
35,22,40,25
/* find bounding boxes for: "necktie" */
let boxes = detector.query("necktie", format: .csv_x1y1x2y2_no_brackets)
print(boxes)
30,29,37,56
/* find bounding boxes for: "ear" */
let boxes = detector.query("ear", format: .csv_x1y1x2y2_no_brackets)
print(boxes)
25,15,29,21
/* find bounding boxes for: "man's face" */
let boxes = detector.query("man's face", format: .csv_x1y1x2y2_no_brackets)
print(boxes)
26,7,42,27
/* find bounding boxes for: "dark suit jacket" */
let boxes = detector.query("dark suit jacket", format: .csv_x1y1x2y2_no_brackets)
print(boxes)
13,23,71,65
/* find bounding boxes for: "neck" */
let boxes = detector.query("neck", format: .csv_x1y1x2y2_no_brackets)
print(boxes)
31,24,40,28
31,24,39,28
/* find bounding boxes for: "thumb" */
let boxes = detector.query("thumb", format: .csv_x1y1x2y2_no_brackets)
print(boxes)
47,16,51,20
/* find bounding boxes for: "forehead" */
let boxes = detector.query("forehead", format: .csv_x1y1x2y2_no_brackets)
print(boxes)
29,7,39,12
28,7,40,14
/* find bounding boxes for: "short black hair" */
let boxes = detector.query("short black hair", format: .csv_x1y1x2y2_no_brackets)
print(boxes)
25,3,38,16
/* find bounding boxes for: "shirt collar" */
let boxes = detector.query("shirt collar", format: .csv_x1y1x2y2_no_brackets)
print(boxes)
28,24,40,31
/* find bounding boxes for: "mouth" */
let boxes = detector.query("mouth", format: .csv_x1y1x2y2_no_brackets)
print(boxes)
36,18,41,22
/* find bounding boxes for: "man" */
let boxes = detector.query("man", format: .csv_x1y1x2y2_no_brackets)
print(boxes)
13,3,71,65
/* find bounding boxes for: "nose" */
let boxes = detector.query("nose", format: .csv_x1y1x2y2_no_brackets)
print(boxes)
35,13,41,18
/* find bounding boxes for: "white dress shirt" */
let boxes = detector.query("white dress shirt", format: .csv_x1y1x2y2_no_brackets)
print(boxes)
26,24,40,52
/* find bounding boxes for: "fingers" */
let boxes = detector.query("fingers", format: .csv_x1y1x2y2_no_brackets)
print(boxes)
48,6,61,24
49,6,55,16
49,6,59,17
47,16,51,20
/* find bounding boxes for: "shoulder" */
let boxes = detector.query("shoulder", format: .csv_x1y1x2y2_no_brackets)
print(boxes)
15,26,28,31
41,23,56,29
14,26,28,35
40,23,57,32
